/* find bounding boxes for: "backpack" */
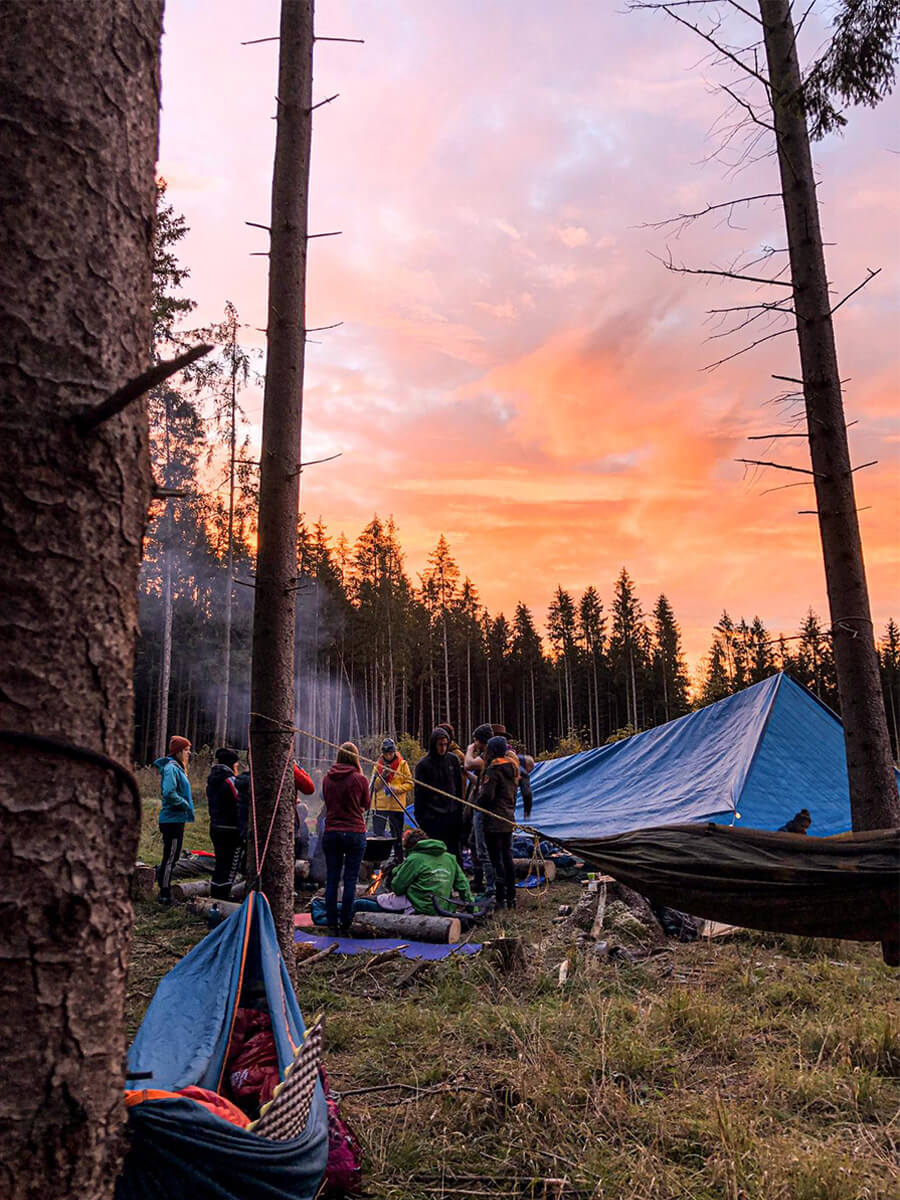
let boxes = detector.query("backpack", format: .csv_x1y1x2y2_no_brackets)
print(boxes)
317,1066,364,1197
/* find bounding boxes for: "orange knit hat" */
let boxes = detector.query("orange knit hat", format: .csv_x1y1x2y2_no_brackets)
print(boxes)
169,736,191,756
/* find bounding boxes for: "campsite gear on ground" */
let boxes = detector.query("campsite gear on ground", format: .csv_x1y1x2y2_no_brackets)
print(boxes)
432,893,495,932
528,673,900,841
119,892,328,1200
563,823,900,959
362,835,395,864
319,1065,365,1198
389,836,474,916
267,715,900,958
322,830,368,933
294,926,482,961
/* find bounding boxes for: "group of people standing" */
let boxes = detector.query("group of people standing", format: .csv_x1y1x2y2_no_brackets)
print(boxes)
152,721,534,930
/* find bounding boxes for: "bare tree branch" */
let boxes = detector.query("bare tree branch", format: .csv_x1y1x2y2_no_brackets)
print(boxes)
830,267,881,315
736,457,823,476
704,324,795,369
652,249,794,287
640,193,779,232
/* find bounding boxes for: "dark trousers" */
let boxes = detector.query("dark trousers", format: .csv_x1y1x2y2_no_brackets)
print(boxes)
210,825,243,900
322,830,367,932
157,823,185,899
373,809,405,857
418,813,463,863
485,831,516,908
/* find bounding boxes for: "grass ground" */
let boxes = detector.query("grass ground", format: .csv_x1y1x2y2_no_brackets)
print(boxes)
129,803,899,1199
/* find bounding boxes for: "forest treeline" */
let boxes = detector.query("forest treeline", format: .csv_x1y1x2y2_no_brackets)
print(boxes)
138,186,900,765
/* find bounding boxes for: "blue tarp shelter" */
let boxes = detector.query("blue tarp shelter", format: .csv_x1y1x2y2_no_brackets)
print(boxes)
118,891,328,1200
528,673,895,842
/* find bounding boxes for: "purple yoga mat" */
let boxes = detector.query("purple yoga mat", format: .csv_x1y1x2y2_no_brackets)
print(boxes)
294,929,481,961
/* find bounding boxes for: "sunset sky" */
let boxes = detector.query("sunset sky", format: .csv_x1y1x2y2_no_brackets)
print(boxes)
158,0,899,672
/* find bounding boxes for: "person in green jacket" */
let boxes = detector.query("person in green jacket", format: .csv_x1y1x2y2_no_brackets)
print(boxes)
386,830,473,916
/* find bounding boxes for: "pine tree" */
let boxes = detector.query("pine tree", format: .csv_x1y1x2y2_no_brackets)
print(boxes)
547,586,578,735
578,587,606,743
651,594,690,723
609,569,647,731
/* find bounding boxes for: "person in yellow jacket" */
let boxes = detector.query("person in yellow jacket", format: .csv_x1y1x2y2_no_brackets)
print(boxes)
369,737,414,857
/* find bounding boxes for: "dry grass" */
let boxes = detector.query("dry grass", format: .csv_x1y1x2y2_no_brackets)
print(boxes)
126,862,900,1199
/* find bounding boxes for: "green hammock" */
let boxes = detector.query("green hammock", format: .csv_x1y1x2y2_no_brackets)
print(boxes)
556,823,899,961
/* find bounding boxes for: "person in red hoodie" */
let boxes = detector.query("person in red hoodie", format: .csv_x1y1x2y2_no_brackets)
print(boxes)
321,742,371,933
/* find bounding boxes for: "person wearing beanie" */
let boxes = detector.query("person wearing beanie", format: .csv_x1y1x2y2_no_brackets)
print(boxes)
437,722,466,769
479,735,519,909
321,742,371,933
414,729,465,860
369,736,414,860
152,736,195,903
206,748,242,900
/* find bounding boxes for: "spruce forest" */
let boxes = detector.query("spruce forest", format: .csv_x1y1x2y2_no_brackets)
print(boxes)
139,188,900,765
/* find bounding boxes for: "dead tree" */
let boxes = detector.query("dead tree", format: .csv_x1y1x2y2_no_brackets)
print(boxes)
249,0,315,956
760,0,898,832
634,0,899,834
0,3,163,1197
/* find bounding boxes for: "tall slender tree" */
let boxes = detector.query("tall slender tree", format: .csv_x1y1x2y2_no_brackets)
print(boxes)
249,0,315,955
760,0,899,830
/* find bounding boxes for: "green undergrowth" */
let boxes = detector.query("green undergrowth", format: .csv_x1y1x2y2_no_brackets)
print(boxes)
127,880,900,1199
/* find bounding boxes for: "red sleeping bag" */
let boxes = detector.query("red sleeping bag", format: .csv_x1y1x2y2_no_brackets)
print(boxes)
226,1008,280,1108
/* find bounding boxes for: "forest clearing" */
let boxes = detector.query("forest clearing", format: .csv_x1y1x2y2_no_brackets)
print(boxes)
3,2,899,1199
130,793,900,1200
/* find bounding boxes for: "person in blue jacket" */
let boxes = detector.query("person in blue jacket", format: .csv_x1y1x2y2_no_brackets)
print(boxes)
153,735,195,903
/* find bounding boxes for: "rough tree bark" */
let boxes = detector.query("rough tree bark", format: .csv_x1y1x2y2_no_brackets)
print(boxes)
250,0,314,956
761,1,899,833
0,4,162,1198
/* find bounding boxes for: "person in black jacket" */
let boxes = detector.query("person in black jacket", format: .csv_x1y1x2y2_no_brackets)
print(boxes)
480,735,519,909
206,747,244,900
414,728,465,860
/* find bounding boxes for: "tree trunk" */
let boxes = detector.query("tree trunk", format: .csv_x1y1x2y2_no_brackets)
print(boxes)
442,612,451,724
761,1,899,832
216,364,238,745
155,537,173,758
249,0,314,957
0,4,161,1196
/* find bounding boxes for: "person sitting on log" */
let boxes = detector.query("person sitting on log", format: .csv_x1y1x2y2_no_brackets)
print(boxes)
369,738,414,861
206,747,243,901
377,829,473,916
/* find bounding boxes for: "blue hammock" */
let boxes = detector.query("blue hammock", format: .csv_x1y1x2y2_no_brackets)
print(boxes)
117,892,328,1200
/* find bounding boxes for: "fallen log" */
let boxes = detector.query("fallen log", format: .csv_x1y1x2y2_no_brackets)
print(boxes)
351,911,460,944
513,857,556,882
188,896,242,919
171,879,211,901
